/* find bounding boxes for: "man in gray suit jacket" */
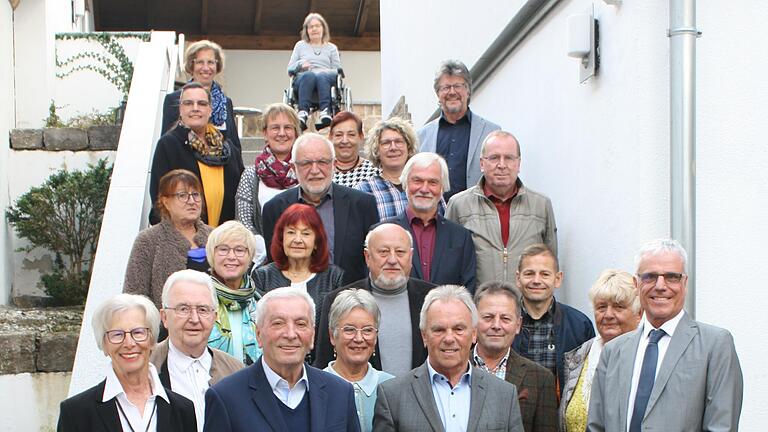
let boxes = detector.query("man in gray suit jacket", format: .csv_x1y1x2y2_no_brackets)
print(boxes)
417,59,500,201
587,239,743,432
374,285,523,431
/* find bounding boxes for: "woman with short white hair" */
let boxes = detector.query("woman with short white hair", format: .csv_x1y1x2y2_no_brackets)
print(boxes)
57,293,196,431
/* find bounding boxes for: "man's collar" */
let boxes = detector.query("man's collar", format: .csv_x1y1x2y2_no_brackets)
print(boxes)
439,108,472,125
522,296,556,320
168,339,212,372
298,184,333,205
472,345,510,369
427,357,473,387
262,356,309,391
640,308,685,338
405,206,438,226
482,177,522,202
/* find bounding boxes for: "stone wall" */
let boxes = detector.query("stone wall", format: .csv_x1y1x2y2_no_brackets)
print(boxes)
10,126,120,151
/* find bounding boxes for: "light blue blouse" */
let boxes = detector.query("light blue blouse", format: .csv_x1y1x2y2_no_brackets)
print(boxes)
324,361,394,432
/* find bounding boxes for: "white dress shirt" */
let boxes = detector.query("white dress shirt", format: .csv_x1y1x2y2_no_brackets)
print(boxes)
103,362,169,432
262,357,309,409
625,309,685,432
427,359,473,432
167,341,212,432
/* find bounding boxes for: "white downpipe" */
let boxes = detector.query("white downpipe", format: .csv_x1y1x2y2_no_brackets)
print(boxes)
669,0,697,316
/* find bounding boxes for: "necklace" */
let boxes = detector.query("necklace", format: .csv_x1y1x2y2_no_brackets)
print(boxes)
116,397,157,432
335,156,360,173
311,44,322,55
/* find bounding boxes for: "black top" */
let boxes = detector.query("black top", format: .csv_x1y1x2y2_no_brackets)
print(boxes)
436,110,472,201
149,125,244,225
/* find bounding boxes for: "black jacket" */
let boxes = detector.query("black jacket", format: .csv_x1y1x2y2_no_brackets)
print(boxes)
313,277,436,370
262,184,379,285
162,90,241,153
149,125,244,225
57,379,197,432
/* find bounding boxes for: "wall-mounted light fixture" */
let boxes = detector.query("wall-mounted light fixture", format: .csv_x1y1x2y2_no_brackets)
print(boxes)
567,9,600,83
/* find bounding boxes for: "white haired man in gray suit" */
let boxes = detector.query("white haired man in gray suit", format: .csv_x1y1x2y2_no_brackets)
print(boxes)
587,239,743,431
373,285,523,431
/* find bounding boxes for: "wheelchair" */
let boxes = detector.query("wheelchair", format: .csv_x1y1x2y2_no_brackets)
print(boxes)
283,67,352,130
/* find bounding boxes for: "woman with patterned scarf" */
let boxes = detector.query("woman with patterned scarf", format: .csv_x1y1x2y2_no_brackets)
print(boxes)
161,40,242,153
205,221,263,365
235,103,301,267
150,82,244,227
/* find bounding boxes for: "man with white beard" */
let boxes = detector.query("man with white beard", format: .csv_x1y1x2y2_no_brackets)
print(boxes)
385,152,477,293
313,223,436,376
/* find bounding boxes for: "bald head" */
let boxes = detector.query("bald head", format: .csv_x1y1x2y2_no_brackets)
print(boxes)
364,224,414,290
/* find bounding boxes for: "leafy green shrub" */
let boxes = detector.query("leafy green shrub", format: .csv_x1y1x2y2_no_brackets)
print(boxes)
7,159,113,305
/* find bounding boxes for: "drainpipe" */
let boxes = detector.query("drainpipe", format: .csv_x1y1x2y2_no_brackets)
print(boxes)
669,0,698,317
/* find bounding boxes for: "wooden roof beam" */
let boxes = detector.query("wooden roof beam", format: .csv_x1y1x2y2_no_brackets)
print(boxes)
353,0,371,37
252,0,263,34
188,34,380,51
201,0,209,34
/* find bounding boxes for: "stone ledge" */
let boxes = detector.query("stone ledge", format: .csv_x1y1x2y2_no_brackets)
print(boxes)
10,127,121,151
10,129,43,150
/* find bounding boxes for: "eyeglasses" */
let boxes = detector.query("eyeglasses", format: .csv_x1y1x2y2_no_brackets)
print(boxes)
105,327,150,344
170,191,202,202
638,272,685,285
180,100,210,108
437,83,468,94
380,138,406,149
193,59,218,67
165,304,215,318
215,245,249,257
482,154,520,165
294,159,333,169
338,325,378,340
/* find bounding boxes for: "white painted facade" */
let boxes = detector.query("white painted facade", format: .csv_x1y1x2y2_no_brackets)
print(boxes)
0,0,15,306
382,0,767,428
0,372,71,431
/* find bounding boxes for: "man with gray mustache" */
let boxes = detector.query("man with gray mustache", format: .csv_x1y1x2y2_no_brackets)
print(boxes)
313,223,436,376
385,152,477,293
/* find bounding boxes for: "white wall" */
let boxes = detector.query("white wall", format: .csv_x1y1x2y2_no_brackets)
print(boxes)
219,49,381,112
0,372,71,430
382,0,766,427
13,0,75,128
8,151,117,298
380,0,525,124
0,0,14,304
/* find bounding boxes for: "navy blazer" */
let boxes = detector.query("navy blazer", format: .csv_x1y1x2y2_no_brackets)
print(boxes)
203,358,361,432
162,89,241,153
57,379,196,432
385,211,477,293
262,183,379,285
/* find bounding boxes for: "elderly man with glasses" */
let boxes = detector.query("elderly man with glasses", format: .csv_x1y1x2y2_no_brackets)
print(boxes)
151,269,244,432
417,59,501,201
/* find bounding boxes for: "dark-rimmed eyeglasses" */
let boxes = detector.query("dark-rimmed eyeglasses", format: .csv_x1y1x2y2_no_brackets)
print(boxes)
180,100,210,108
294,159,333,169
170,191,202,202
437,83,468,94
105,327,150,344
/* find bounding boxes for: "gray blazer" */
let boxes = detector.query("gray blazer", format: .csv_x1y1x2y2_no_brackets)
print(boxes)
373,362,524,432
587,312,743,431
417,111,501,190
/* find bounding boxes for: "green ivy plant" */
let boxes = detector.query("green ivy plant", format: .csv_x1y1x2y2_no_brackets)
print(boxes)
56,32,150,98
7,159,113,305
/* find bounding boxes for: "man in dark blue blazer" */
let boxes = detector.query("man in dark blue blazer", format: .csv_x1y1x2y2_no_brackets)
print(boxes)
262,133,379,285
385,152,477,293
203,286,360,432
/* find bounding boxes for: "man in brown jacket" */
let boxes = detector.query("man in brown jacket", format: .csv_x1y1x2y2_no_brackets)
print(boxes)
472,280,558,432
150,269,243,432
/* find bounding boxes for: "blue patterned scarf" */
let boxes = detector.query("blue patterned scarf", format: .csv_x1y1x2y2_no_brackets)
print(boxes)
209,81,228,127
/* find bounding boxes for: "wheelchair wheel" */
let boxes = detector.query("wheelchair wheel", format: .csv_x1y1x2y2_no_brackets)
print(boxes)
342,87,353,112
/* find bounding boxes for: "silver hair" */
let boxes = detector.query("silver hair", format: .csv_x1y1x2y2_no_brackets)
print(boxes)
480,130,521,158
255,286,317,328
433,59,472,96
419,285,478,331
328,289,381,338
364,223,413,249
205,220,258,268
291,132,336,163
364,117,418,168
161,269,218,309
92,293,160,351
633,238,689,273
588,269,641,314
473,280,522,318
399,152,450,193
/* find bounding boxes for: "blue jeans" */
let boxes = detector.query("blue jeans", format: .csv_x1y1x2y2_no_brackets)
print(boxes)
295,71,337,112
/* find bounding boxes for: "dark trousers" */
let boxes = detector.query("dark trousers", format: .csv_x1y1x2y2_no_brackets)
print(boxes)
295,71,337,112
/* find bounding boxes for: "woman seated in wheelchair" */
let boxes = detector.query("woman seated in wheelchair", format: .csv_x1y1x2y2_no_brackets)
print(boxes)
287,12,342,131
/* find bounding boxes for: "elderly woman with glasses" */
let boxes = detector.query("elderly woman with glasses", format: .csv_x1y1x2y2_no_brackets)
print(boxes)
206,220,264,365
162,40,240,153
150,81,244,227
323,289,393,432
57,294,196,432
559,269,643,431
355,117,420,220
125,170,212,312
